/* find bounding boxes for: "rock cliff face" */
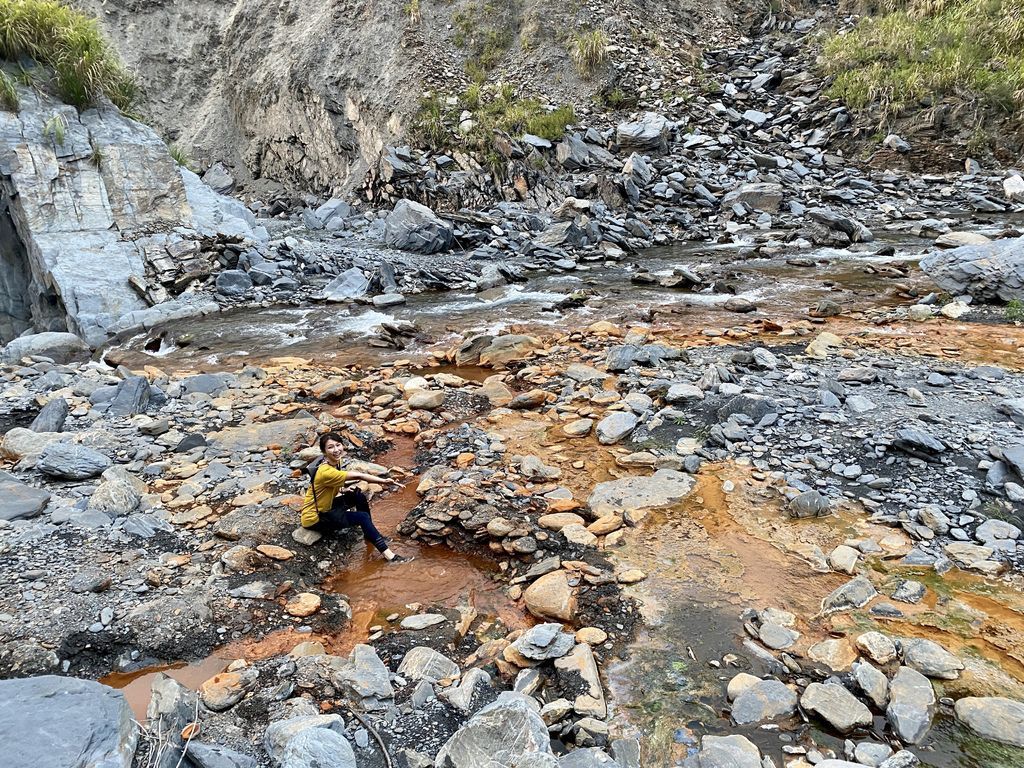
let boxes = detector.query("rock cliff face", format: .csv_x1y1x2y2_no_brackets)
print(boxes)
78,0,752,196
0,83,264,347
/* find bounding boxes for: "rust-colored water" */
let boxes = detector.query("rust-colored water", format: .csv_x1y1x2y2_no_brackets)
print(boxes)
101,654,230,721
320,436,528,649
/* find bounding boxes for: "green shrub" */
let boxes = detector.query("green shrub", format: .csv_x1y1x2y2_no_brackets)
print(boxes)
0,68,17,110
525,104,575,139
412,82,574,162
571,29,607,76
0,0,137,111
822,0,1024,122
1007,298,1024,322
601,87,637,109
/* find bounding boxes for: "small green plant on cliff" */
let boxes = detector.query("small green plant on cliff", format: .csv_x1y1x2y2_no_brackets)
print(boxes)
451,0,520,82
42,111,66,144
168,142,192,169
571,29,608,76
1006,299,1024,322
822,0,1024,124
0,0,137,111
0,69,17,110
404,0,421,24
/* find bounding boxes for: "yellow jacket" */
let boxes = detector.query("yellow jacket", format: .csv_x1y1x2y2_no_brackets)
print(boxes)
300,463,349,527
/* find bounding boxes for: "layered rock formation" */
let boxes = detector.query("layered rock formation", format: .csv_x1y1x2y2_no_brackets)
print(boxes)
0,83,265,347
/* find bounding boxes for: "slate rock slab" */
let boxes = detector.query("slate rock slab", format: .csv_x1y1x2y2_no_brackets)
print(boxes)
37,442,112,479
0,471,50,521
0,675,137,768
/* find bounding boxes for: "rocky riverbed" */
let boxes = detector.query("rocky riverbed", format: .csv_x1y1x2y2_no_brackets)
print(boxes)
2,275,1024,768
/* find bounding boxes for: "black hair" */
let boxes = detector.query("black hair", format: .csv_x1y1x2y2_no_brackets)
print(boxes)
319,432,345,453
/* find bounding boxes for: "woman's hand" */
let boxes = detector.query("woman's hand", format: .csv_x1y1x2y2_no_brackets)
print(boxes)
347,471,404,489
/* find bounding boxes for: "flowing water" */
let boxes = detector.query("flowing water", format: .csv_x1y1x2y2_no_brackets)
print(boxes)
109,236,934,372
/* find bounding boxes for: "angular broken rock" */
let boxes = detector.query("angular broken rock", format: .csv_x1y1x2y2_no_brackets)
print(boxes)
397,646,460,683
554,643,606,718
595,411,639,445
434,692,551,768
800,682,872,734
331,644,394,701
384,199,453,254
263,714,346,763
821,575,877,614
856,631,898,665
886,666,936,744
730,679,797,725
511,623,576,661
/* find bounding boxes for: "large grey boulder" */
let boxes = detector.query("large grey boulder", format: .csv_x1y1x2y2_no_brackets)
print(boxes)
263,715,346,764
800,682,872,733
37,442,112,479
901,638,963,680
954,696,1024,747
0,471,50,521
595,412,638,445
559,748,616,767
698,735,761,768
435,692,552,768
920,236,1024,302
730,679,798,724
886,666,936,744
184,743,258,768
721,182,784,213
616,113,671,154
0,675,137,768
279,727,356,768
384,199,453,254
0,332,90,363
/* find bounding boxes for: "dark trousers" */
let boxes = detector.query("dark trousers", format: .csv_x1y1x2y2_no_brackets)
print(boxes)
311,489,388,552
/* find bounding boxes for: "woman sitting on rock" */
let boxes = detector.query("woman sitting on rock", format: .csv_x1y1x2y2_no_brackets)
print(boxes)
301,432,411,562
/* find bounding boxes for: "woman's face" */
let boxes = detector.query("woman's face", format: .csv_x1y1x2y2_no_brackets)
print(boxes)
323,438,345,463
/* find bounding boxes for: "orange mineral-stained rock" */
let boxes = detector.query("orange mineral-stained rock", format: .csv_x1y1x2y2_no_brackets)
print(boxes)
284,592,322,617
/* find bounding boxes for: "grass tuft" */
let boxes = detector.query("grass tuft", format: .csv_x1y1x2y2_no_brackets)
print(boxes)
0,0,137,112
571,29,608,76
42,111,66,144
168,142,192,169
822,0,1024,123
0,68,17,110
